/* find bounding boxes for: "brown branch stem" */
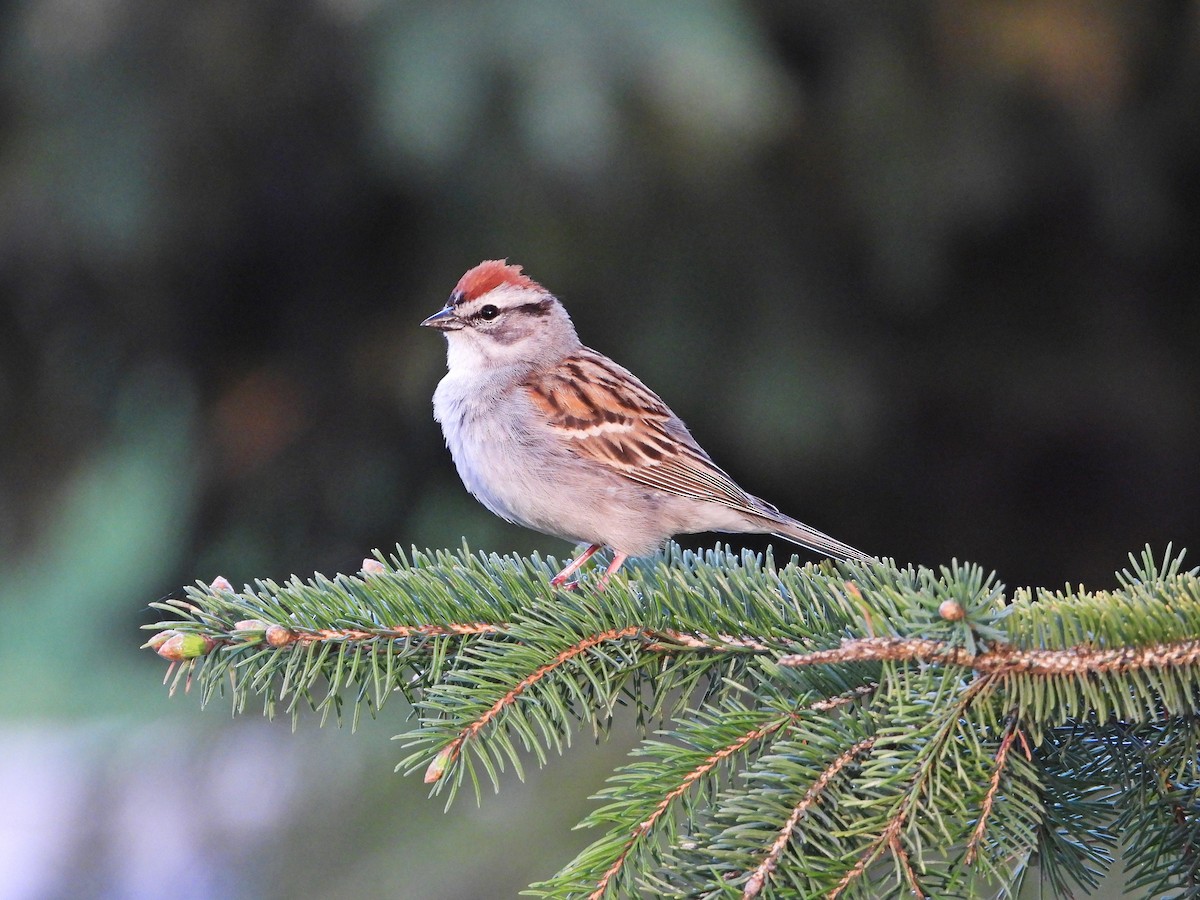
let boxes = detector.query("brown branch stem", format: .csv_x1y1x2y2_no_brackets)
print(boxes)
966,717,1021,864
780,636,1200,676
830,675,998,898
153,621,773,660
591,714,791,900
428,627,644,783
291,622,503,643
594,686,877,900
743,736,877,900
829,812,908,900
890,834,924,899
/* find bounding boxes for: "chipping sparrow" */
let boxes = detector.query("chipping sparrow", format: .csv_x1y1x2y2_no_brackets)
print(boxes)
422,260,870,588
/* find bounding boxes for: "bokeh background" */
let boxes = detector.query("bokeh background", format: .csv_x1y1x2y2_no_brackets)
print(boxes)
2,1,1198,897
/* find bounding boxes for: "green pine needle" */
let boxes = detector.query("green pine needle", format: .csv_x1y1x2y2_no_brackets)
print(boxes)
145,542,1200,898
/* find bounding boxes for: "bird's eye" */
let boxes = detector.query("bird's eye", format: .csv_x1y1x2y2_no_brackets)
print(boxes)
478,305,500,320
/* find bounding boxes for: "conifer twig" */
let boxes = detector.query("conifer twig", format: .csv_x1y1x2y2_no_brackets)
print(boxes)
780,636,1200,675
427,627,645,783
966,716,1021,864
742,736,877,899
890,833,924,899
292,623,504,643
830,675,998,898
591,714,792,900
145,544,1200,898
829,811,908,900
593,687,878,899
156,622,771,658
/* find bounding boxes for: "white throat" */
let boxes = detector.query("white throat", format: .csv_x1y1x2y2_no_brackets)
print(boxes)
444,330,527,374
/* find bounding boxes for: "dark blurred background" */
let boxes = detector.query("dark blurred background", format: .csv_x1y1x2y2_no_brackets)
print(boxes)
2,2,1197,897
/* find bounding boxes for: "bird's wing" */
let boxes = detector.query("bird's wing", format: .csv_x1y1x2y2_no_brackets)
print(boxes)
522,349,760,512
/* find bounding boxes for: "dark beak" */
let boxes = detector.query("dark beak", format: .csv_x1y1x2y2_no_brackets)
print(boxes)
420,305,463,331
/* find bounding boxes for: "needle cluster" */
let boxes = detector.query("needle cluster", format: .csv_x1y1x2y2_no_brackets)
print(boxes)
145,544,1200,898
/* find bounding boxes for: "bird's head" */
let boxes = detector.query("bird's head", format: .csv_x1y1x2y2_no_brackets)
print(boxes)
422,260,579,371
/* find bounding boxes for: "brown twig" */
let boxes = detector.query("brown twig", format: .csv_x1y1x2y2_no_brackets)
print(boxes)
288,624,767,650
742,736,877,899
591,715,792,900
593,686,878,900
830,675,998,898
779,636,1200,676
811,683,878,712
150,620,775,661
829,812,908,899
649,631,770,652
290,622,503,643
890,833,924,899
966,717,1021,864
428,627,644,784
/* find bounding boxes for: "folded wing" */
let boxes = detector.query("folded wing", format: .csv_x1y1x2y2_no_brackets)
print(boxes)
523,349,762,512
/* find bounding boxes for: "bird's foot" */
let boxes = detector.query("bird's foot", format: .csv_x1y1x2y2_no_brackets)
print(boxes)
549,547,628,592
551,543,601,589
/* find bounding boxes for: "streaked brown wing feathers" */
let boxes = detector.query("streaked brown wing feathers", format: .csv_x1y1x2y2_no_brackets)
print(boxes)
523,349,756,509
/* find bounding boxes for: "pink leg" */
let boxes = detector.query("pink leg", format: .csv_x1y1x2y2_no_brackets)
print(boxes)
595,552,629,591
551,544,602,588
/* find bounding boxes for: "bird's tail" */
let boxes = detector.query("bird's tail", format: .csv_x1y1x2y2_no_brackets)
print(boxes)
760,511,872,563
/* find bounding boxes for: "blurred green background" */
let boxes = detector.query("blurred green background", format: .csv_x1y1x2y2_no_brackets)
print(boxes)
2,1,1197,897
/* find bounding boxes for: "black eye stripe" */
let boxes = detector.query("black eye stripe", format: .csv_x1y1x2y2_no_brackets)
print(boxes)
514,299,553,317
468,298,553,322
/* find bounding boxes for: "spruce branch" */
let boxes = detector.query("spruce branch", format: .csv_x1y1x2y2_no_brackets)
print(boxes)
744,735,878,899
591,709,794,900
424,625,646,785
823,671,1002,899
577,685,879,900
143,543,1200,897
966,713,1026,864
780,635,1200,676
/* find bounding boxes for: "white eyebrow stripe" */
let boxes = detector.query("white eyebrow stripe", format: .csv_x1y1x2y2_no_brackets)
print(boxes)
457,284,542,311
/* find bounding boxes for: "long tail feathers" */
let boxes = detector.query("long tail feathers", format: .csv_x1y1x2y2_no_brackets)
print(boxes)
764,513,872,563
